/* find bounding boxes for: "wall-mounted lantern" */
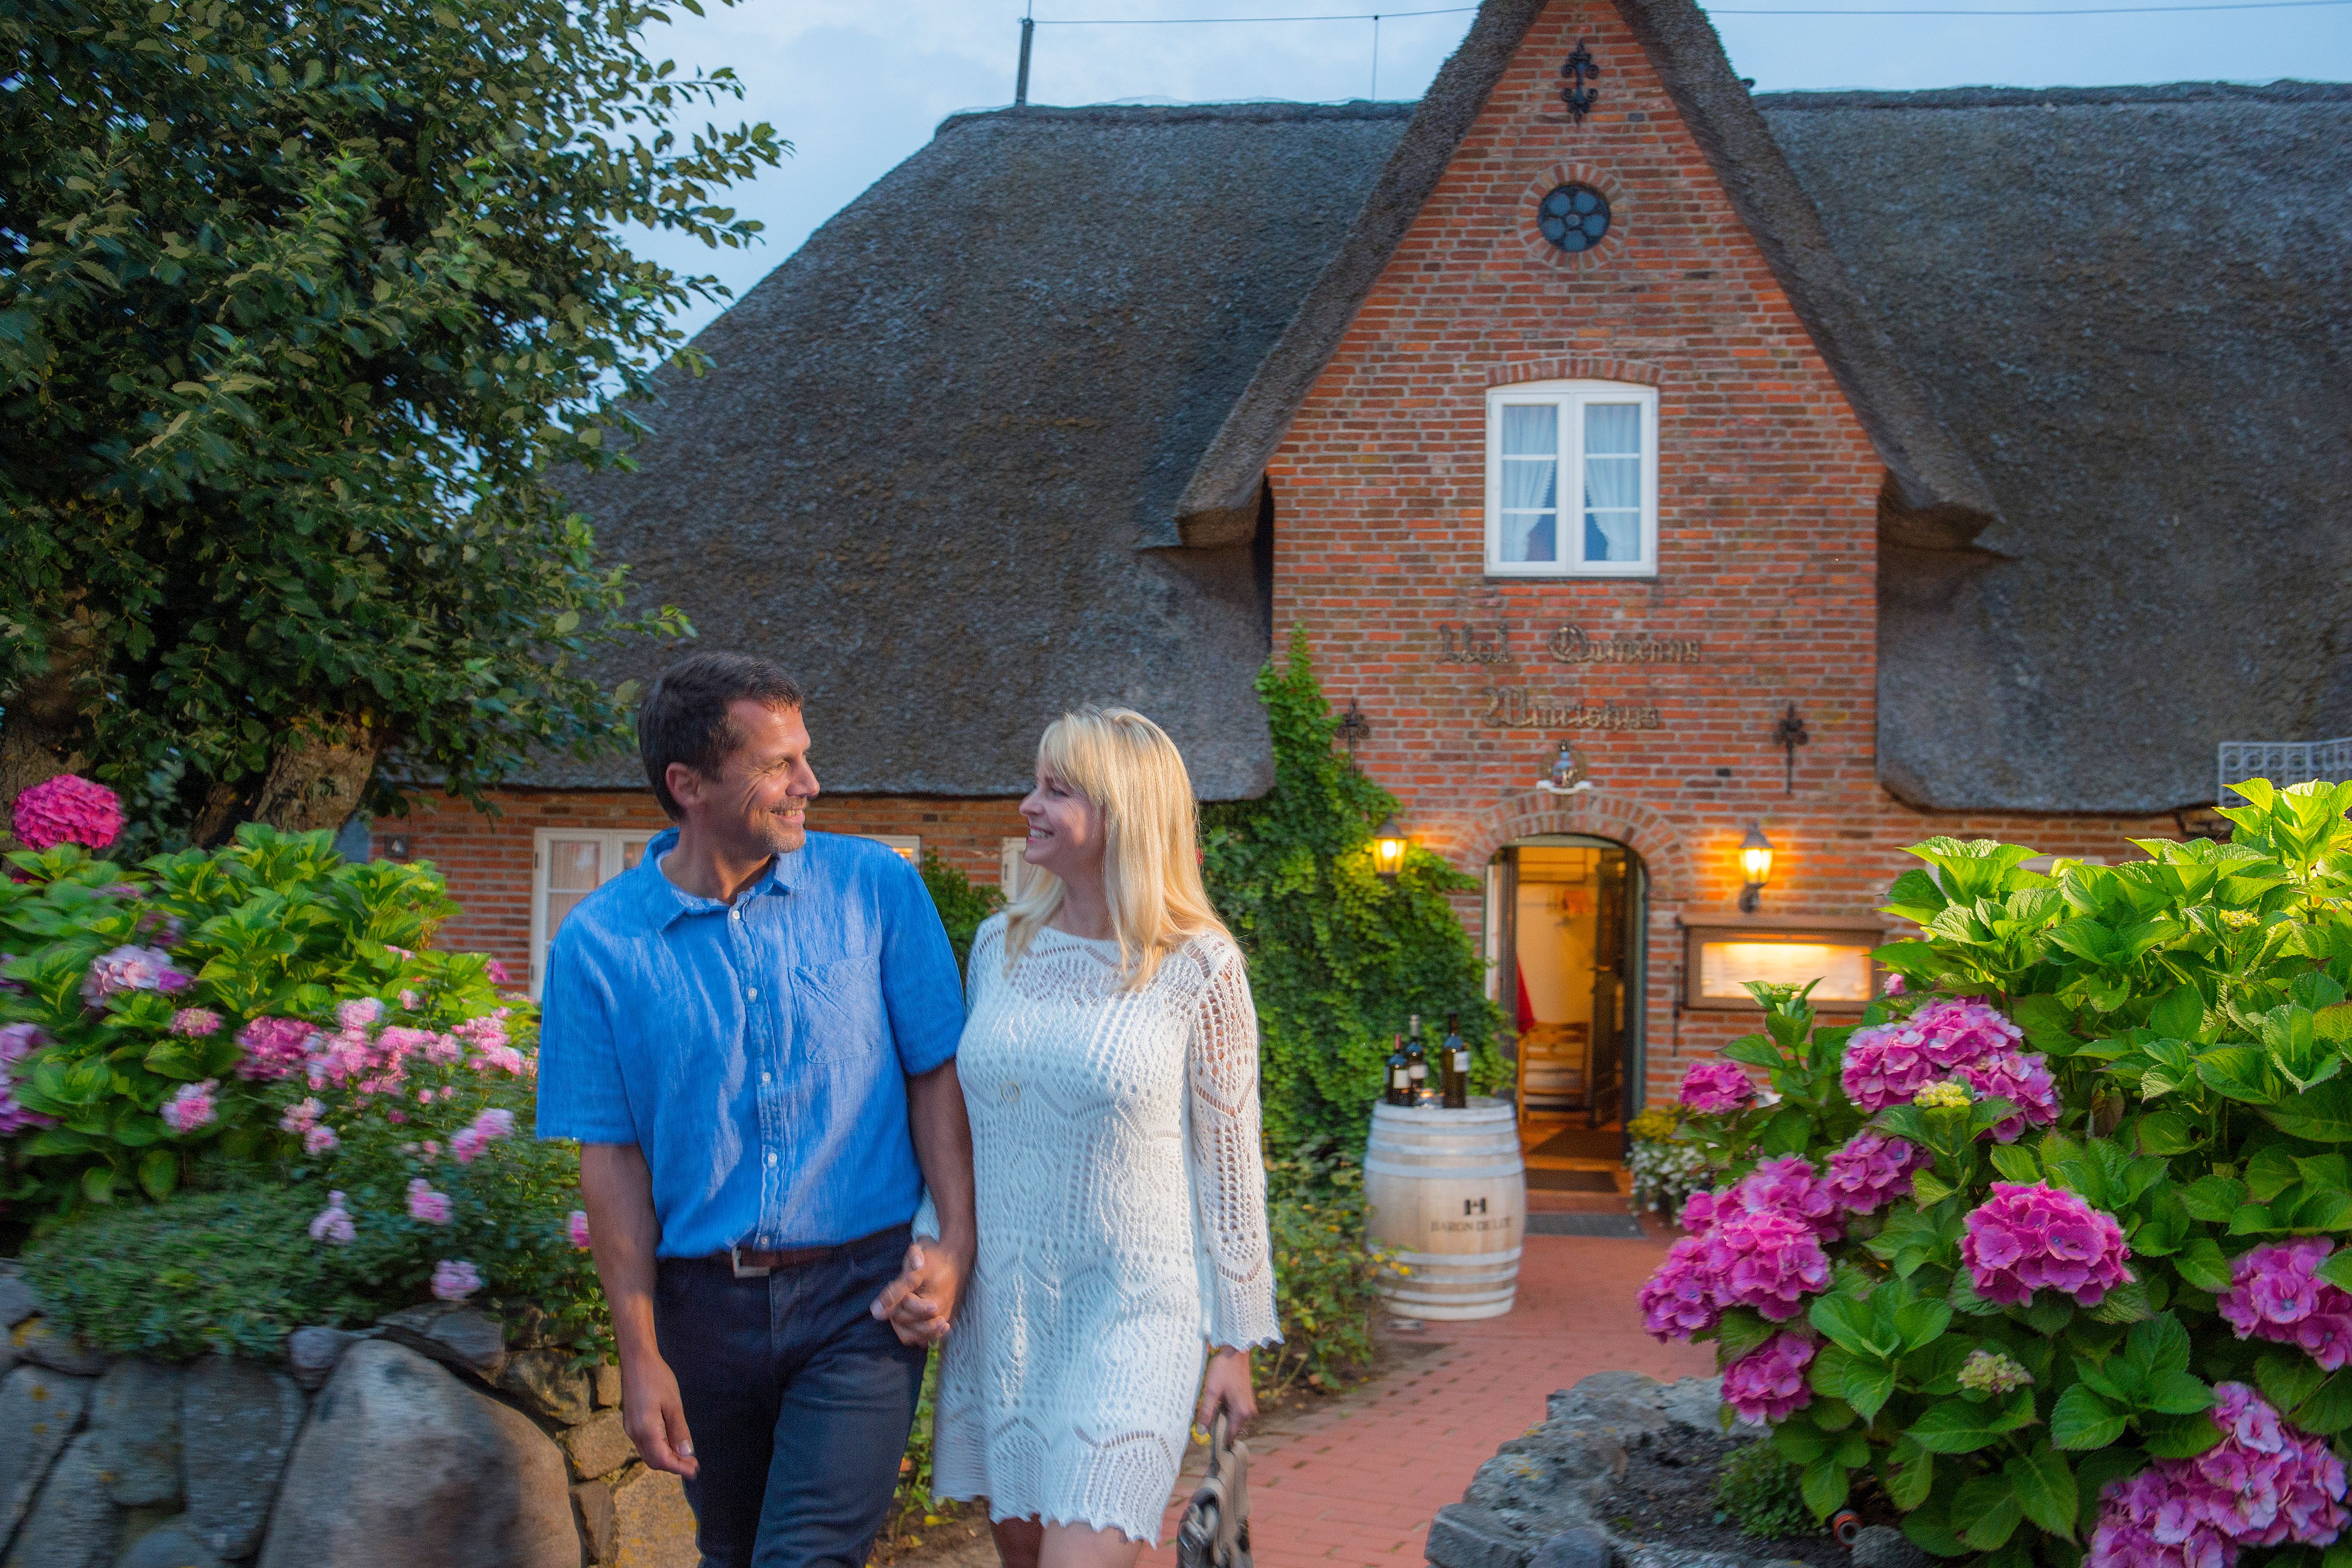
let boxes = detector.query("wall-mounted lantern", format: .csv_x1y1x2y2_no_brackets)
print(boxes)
1738,824,1775,914
1373,817,1409,882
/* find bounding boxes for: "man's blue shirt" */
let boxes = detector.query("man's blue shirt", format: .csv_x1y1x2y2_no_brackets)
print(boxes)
535,828,965,1256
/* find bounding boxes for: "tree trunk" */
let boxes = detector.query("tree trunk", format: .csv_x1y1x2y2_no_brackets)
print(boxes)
250,716,384,835
0,620,99,849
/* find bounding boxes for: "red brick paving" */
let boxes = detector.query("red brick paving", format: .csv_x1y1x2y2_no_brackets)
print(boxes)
1142,1229,1713,1568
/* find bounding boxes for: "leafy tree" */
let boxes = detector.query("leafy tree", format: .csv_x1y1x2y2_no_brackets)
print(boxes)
0,0,786,844
1203,630,1504,1151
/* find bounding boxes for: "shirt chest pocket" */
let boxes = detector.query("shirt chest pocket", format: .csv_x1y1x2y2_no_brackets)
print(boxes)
788,955,886,1062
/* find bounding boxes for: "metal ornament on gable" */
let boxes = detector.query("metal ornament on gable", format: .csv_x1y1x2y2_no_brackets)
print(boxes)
1560,39,1601,122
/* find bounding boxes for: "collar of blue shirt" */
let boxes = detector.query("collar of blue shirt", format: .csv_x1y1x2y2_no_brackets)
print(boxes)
630,826,800,931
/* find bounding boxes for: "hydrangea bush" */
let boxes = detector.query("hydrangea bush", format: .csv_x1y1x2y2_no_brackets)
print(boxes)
1627,1102,1715,1217
1643,780,2352,1567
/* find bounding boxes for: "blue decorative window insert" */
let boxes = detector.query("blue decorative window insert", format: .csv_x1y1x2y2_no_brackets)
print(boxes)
1538,184,1611,253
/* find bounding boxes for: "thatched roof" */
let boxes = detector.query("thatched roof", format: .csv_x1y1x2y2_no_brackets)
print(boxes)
1761,83,2352,812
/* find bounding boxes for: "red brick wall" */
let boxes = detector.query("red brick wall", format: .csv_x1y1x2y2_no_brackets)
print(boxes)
385,790,1026,985
1262,0,2187,1108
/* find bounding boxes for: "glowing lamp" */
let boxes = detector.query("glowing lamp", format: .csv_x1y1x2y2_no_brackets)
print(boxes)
1372,818,1408,882
1738,824,1774,914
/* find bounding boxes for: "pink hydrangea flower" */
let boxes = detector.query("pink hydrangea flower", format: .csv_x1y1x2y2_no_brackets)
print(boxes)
0,1068,54,1134
567,1210,593,1250
2090,1384,2348,1568
1961,1181,2133,1307
308,1191,356,1245
81,945,193,1006
1955,1050,2061,1142
0,1023,44,1063
407,1179,453,1225
1639,1235,1722,1340
1722,1333,1816,1422
1823,1130,1933,1214
484,959,512,986
1909,997,2024,1071
1683,1156,1844,1244
11,775,123,852
449,1108,516,1165
1704,1210,1832,1320
1840,1022,1941,1111
235,1016,319,1081
159,1079,218,1133
1679,1059,1757,1115
337,998,385,1031
2221,1241,2352,1372
279,1096,324,1134
398,989,423,1011
432,1259,482,1301
1882,973,1907,996
469,1043,528,1078
169,1008,222,1038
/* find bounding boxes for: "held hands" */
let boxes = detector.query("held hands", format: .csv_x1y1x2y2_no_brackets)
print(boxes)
1194,1347,1257,1438
619,1351,699,1480
869,1238,969,1347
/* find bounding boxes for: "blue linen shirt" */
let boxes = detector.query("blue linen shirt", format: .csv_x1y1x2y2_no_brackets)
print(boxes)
535,828,965,1256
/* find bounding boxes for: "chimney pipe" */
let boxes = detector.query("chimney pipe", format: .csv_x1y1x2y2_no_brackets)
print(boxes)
1014,16,1034,107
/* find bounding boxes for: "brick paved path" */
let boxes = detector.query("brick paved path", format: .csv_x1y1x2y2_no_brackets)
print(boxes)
1137,1226,1715,1568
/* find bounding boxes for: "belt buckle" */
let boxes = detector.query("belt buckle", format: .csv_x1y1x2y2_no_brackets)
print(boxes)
730,1244,772,1279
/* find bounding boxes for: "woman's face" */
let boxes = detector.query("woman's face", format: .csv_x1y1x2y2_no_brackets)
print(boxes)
1019,762,1106,886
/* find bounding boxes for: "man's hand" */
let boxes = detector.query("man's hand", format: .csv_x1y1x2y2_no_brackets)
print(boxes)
619,1347,701,1479
869,1238,969,1346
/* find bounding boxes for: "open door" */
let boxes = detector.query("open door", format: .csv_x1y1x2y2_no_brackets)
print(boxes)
1490,837,1645,1142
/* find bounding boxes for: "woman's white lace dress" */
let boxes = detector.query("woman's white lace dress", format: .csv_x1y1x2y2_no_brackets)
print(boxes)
930,915,1280,1544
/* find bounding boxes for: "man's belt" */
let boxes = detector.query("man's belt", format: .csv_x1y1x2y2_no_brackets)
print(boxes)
693,1223,909,1278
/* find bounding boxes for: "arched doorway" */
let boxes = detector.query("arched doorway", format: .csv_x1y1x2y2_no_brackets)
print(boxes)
1487,834,1646,1162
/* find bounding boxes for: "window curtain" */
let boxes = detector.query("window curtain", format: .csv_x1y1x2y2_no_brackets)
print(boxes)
1581,403,1641,562
1500,405,1559,562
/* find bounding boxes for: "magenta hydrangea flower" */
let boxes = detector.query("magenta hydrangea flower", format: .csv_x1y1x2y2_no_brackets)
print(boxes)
567,1210,593,1250
81,945,193,1007
11,775,123,852
1679,1058,1758,1115
0,1023,44,1064
337,997,385,1032
1703,1210,1831,1321
1909,997,2024,1071
1721,1333,1816,1422
1733,1155,1844,1243
1823,1130,1933,1214
432,1259,482,1302
2220,1240,2352,1372
1955,1050,2061,1142
169,1008,222,1038
0,1064,53,1135
1961,1181,2132,1306
1839,1022,1940,1111
236,1016,319,1081
2090,1384,2348,1568
1882,973,1907,997
159,1079,218,1134
1639,1235,1722,1340
407,1179,453,1226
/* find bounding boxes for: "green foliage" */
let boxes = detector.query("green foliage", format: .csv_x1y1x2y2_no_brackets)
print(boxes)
1203,630,1504,1150
919,850,1003,975
0,825,500,1213
1670,779,2352,1562
0,0,787,837
1262,1142,1397,1394
1627,1101,1717,1217
21,1182,375,1358
1711,1440,1823,1541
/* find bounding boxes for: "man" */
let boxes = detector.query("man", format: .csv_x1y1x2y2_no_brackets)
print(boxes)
538,651,976,1568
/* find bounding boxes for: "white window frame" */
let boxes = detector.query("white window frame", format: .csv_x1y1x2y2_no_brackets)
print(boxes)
864,834,922,866
1483,380,1660,579
529,828,656,999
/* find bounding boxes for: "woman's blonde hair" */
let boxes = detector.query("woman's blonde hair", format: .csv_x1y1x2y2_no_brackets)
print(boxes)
1003,705,1231,989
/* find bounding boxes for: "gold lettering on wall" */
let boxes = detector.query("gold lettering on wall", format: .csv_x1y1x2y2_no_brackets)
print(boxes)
1478,689,1665,731
1547,625,1702,665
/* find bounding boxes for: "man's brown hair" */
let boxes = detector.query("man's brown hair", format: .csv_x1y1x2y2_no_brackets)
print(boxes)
636,653,806,818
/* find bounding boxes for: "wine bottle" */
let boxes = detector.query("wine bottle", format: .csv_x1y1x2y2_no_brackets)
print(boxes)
1404,1016,1429,1104
1442,1011,1469,1108
1385,1036,1411,1106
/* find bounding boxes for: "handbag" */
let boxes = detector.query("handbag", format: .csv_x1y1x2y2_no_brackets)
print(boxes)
1175,1411,1253,1568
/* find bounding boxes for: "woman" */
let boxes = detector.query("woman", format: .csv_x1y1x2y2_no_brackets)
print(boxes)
931,706,1280,1568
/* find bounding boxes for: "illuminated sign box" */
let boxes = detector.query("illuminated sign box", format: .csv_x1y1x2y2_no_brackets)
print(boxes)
1681,917,1888,1012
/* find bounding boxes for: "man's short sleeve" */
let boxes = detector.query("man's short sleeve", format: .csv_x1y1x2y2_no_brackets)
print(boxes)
535,928,639,1144
878,856,966,1076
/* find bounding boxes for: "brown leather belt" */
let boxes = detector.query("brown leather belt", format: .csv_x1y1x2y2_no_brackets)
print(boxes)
693,1224,909,1278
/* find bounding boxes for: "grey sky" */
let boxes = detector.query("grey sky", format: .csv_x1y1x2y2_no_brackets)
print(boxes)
625,0,2350,337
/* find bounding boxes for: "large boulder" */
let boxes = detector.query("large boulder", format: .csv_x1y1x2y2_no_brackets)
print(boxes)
257,1340,578,1568
0,1366,92,1543
91,1362,182,1507
115,1521,229,1568
6,1431,115,1568
181,1356,304,1559
375,1304,507,1383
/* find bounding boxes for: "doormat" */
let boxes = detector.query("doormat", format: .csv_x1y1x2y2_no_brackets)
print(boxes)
1528,1125,1624,1162
1526,1168,1618,1192
1526,1212,1647,1239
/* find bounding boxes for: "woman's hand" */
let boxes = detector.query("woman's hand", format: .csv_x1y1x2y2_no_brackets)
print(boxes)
1195,1347,1257,1437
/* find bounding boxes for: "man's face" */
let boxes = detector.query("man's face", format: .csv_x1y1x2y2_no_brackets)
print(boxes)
669,701,820,858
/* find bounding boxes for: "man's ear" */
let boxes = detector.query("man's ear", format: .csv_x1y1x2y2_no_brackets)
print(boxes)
665,760,707,814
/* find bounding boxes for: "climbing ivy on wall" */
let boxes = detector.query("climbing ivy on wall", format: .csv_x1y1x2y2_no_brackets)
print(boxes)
1203,630,1506,1153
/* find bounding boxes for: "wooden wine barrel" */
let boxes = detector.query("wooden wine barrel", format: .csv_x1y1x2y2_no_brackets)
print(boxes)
1363,1098,1526,1320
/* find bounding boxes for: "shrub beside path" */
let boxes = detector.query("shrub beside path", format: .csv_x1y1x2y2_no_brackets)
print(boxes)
1139,1226,1715,1568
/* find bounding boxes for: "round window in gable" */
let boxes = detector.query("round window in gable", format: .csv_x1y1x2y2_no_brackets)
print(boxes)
1538,183,1611,252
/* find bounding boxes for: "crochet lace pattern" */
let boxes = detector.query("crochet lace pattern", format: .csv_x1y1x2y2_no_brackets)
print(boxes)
931,915,1280,1544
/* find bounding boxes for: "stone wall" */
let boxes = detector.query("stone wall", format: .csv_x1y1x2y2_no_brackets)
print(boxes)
0,1272,696,1568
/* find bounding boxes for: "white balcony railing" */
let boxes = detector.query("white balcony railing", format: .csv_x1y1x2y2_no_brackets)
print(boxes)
2218,738,2352,806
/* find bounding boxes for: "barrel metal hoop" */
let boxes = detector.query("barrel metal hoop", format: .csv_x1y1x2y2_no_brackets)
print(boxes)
1362,1158,1526,1180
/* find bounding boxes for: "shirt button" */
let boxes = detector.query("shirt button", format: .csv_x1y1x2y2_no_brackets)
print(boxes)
761,1071,772,1085
766,1151,778,1166
746,986,759,1001
731,908,742,921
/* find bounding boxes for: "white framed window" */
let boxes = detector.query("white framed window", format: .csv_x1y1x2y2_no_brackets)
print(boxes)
1484,380,1659,578
1000,837,1034,902
864,834,922,866
530,829,655,998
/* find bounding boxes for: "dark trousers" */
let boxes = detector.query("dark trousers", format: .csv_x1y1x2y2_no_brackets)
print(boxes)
653,1225,928,1568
